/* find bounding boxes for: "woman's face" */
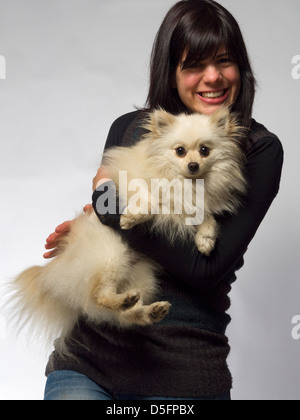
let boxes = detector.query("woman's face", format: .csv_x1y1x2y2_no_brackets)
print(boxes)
175,47,241,115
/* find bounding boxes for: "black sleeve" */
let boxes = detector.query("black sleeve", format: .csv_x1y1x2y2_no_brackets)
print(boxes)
103,111,139,151
94,120,284,292
92,112,139,224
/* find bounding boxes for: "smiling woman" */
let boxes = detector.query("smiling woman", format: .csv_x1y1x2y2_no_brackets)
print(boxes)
146,0,255,129
175,48,241,115
43,0,283,401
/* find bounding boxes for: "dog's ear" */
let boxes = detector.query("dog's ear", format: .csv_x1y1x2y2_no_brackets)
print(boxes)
145,108,176,138
210,106,231,131
210,106,240,137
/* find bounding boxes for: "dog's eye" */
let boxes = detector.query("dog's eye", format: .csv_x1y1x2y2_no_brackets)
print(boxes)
176,147,187,157
200,146,210,157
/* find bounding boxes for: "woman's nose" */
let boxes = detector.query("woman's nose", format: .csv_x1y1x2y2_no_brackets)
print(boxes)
202,65,223,84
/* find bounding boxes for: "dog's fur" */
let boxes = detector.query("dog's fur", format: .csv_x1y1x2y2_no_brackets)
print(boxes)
9,107,246,348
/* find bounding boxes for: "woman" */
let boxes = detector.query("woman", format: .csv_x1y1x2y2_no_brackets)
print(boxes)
43,0,283,400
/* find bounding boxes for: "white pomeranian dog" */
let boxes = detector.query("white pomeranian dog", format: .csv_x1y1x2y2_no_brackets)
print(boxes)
9,107,246,348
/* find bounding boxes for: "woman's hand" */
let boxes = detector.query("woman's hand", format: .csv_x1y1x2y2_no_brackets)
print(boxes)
93,166,111,191
43,205,93,259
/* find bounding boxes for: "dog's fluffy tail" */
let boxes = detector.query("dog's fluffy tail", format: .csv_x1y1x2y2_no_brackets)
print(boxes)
8,265,77,348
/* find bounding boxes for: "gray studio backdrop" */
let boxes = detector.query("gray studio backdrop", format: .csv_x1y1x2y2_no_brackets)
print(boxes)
0,0,299,400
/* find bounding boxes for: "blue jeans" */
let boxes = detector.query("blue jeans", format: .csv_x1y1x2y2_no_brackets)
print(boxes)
44,370,231,401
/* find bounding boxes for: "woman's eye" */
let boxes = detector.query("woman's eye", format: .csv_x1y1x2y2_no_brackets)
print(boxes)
176,147,187,157
200,146,210,157
218,58,234,66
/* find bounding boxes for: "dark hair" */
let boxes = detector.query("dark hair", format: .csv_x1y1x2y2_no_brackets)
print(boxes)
146,0,256,130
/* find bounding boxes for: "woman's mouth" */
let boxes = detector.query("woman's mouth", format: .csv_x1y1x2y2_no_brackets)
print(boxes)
196,88,230,104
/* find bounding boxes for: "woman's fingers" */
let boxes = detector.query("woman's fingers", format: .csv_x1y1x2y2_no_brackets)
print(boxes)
83,204,93,213
43,220,73,259
55,220,73,234
43,248,62,259
43,206,92,260
92,166,111,191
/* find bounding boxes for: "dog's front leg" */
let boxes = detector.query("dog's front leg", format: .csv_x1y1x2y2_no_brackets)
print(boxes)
195,214,219,256
120,209,153,230
120,185,153,230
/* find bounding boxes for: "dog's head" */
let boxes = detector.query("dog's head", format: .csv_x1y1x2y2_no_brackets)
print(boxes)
143,107,244,181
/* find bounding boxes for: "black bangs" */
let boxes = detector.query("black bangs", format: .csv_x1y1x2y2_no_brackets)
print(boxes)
170,6,237,71
181,25,226,70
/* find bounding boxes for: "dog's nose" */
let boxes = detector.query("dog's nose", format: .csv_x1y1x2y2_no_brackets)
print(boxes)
188,162,200,173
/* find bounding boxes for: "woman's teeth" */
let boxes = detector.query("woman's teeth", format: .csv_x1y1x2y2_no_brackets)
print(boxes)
200,89,226,98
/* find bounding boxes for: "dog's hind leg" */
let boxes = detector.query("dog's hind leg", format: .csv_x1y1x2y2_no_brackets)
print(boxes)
87,268,141,312
95,286,141,311
121,300,171,326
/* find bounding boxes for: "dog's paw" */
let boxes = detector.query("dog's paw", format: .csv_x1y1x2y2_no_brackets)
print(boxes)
120,212,152,230
149,301,171,323
195,235,216,256
120,213,137,230
121,290,141,311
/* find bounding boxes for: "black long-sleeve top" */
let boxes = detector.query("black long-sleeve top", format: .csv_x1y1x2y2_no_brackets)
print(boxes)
97,111,283,291
46,110,284,398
